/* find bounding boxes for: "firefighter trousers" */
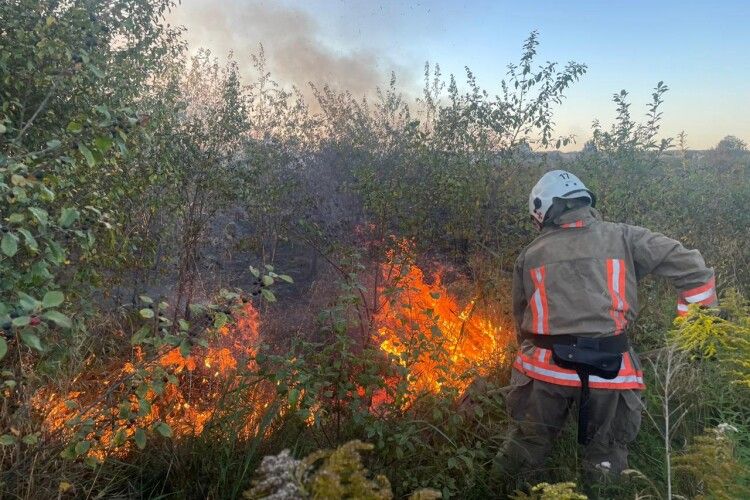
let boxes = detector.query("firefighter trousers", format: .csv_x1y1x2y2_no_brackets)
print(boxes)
494,369,644,478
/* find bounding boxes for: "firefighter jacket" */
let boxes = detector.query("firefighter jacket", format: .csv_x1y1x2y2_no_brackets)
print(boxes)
511,206,717,390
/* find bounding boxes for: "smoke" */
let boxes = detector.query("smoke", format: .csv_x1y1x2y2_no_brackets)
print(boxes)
167,0,413,97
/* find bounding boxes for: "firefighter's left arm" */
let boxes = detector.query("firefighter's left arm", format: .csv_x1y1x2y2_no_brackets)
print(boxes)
626,224,717,316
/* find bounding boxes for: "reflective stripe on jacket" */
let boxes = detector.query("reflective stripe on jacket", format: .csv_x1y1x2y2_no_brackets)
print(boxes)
511,206,717,390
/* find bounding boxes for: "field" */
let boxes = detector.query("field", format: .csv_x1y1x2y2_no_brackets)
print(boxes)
1,1,750,498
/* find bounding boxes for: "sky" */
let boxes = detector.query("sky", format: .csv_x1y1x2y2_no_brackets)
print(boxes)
168,0,750,150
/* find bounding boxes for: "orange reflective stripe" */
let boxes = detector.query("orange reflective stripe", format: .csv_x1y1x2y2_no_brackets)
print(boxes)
618,258,629,319
529,289,540,334
536,347,547,362
514,352,645,389
680,277,715,299
529,266,549,334
676,297,690,316
607,258,629,334
544,348,552,363
676,277,716,315
622,352,640,376
680,277,716,306
561,220,584,228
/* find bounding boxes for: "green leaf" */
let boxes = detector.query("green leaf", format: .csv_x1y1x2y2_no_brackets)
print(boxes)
179,339,191,357
46,139,62,150
139,308,154,319
249,266,260,278
94,136,112,152
12,316,30,327
151,378,165,395
58,207,79,228
60,445,76,459
28,207,49,225
430,325,443,338
42,291,64,309
278,274,294,283
78,143,95,167
17,228,38,252
43,310,72,329
46,240,65,264
164,334,181,347
75,440,91,456
134,428,146,450
178,319,190,331
112,428,127,447
39,185,55,202
262,275,274,286
8,213,25,224
213,312,228,329
261,289,276,303
1,232,18,257
20,331,43,351
155,422,173,438
135,383,148,399
94,105,110,117
0,338,7,361
66,121,83,133
21,433,39,445
131,326,150,345
139,295,153,304
0,435,16,446
88,65,104,78
18,292,39,311
137,398,152,417
288,388,299,406
0,123,6,134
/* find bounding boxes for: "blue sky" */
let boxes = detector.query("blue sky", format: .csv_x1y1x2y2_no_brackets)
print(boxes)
173,0,749,149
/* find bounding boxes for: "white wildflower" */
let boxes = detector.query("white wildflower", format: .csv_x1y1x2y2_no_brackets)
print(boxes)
244,449,306,500
717,423,738,434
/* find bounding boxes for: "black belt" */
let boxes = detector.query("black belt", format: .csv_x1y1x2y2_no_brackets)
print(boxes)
526,333,629,445
528,333,628,353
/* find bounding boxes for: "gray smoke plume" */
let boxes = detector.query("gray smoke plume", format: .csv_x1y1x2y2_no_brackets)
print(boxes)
167,0,413,97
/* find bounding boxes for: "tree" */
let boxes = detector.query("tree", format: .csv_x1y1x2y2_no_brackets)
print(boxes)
170,51,251,319
715,135,747,152
0,0,181,350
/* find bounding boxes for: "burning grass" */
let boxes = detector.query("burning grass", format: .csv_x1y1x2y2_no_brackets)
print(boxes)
32,302,264,459
375,249,511,395
30,247,511,464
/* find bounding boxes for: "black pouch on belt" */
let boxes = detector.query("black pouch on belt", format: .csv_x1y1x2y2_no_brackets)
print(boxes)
530,334,629,445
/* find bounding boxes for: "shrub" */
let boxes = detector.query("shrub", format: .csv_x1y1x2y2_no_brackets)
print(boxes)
244,440,442,500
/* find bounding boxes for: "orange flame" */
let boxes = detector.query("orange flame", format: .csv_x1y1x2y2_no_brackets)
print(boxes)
33,302,263,458
33,243,510,460
375,256,508,395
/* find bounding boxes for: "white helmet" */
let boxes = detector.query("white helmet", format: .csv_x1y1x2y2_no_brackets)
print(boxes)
528,170,595,224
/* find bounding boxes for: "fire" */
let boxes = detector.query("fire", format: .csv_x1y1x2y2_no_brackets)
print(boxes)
375,257,508,395
33,302,263,458
33,241,510,460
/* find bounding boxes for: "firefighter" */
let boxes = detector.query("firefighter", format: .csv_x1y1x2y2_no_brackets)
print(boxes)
493,169,717,483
